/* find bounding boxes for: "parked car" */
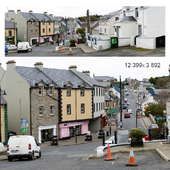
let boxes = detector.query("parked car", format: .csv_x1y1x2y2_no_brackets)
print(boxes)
6,43,17,50
124,113,130,118
124,98,127,102
5,45,8,55
123,104,128,109
105,136,115,145
17,42,32,53
128,109,133,114
8,131,17,139
7,135,41,162
127,102,130,105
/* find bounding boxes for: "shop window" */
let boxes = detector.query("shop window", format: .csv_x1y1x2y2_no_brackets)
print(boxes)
67,104,71,115
8,30,12,36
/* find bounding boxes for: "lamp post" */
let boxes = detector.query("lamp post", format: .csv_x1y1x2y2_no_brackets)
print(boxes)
168,65,170,78
0,86,7,142
119,76,122,128
136,89,141,128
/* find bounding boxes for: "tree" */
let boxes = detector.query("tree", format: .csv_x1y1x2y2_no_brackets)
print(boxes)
156,78,169,88
149,77,159,86
144,103,165,117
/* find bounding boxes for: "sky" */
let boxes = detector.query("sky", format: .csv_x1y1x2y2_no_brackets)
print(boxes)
1,0,169,81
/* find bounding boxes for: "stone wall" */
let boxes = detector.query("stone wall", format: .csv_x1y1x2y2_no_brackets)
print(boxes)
30,86,59,141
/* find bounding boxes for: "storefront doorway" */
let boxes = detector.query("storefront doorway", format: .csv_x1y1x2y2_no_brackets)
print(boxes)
69,125,81,137
41,129,53,142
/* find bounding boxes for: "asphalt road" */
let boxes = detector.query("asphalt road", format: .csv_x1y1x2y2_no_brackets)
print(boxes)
1,143,170,170
6,45,165,57
122,86,147,133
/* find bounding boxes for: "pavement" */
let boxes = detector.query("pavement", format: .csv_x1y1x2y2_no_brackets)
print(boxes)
1,117,170,162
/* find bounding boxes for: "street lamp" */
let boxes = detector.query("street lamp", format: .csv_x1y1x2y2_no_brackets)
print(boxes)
168,65,170,78
0,86,7,142
136,89,141,128
119,76,122,128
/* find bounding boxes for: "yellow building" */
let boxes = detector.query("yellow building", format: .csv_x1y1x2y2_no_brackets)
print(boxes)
0,94,8,144
5,18,17,45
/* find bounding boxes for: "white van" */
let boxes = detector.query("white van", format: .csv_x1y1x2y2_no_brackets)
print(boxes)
17,42,32,53
7,135,41,161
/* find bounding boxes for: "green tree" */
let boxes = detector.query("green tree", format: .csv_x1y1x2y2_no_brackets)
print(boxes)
144,103,165,117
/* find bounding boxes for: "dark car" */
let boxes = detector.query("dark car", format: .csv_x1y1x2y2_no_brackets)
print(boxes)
123,104,127,109
8,131,17,139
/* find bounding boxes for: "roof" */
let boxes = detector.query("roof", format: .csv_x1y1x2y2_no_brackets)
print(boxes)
14,66,92,89
76,71,105,88
148,88,157,96
0,95,7,105
105,93,113,101
141,82,154,87
21,12,53,22
5,21,17,29
114,84,120,93
101,10,121,20
116,16,137,22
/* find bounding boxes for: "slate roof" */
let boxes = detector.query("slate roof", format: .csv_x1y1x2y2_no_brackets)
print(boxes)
105,93,113,101
14,66,93,89
5,21,17,29
101,10,121,20
148,88,157,96
116,16,137,22
21,12,53,22
114,84,120,93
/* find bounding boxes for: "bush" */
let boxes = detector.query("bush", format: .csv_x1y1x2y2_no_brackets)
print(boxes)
128,127,146,141
69,39,77,46
17,132,25,135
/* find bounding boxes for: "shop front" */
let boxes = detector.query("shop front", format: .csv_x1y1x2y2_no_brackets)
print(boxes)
59,121,89,139
39,36,53,44
38,124,57,143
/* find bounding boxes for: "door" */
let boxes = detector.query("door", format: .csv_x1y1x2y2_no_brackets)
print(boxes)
41,129,53,142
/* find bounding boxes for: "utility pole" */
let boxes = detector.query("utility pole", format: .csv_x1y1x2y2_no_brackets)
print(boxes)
87,9,90,34
120,76,122,128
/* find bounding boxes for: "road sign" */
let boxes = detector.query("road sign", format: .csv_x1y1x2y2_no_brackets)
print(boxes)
21,118,28,124
107,109,116,114
21,123,28,128
21,128,27,132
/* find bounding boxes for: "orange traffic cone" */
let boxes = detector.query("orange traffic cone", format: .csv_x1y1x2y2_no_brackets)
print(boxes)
68,48,73,55
126,147,138,166
105,143,114,161
60,45,63,53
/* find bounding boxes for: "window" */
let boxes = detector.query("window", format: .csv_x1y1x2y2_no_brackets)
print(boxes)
49,22,51,25
96,103,98,112
67,86,71,96
43,28,45,33
106,101,109,106
115,17,119,21
123,11,126,17
35,29,38,33
99,103,100,111
8,30,12,36
67,104,71,115
93,88,95,96
39,106,43,115
81,87,84,96
49,28,51,33
31,29,33,34
39,87,43,95
135,8,139,18
43,21,45,25
99,88,100,96
93,103,95,112
50,106,54,114
96,88,98,96
100,28,102,33
81,104,85,113
49,86,53,95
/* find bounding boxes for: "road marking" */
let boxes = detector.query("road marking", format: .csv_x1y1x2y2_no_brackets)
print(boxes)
82,157,90,160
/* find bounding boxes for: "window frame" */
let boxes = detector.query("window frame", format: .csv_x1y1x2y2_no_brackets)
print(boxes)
39,86,43,95
81,103,85,113
39,106,43,115
67,104,71,115
67,86,71,96
80,87,85,96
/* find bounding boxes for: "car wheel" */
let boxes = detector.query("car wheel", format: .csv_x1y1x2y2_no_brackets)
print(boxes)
8,157,13,162
37,151,41,159
29,152,34,160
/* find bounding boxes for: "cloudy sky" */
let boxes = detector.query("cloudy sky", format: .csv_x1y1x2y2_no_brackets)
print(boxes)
1,1,169,81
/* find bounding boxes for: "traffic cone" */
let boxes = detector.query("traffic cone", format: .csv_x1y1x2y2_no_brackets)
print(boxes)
105,143,114,161
68,48,73,55
126,147,138,166
60,45,63,53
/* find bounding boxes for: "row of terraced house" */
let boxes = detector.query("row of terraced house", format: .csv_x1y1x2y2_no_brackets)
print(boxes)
0,61,109,144
5,10,66,46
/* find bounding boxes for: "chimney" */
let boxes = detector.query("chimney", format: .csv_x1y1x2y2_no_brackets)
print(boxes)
11,18,14,23
49,14,53,17
44,12,47,15
29,10,33,13
17,9,21,13
34,62,43,70
6,60,16,70
82,70,90,76
69,65,77,72
8,10,15,12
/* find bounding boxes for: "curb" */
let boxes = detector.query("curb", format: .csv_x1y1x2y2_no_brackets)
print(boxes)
156,148,170,161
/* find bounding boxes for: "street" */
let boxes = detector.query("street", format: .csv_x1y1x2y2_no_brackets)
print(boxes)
122,86,147,133
1,142,170,170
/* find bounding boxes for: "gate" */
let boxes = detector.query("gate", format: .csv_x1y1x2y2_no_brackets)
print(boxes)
156,36,165,48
